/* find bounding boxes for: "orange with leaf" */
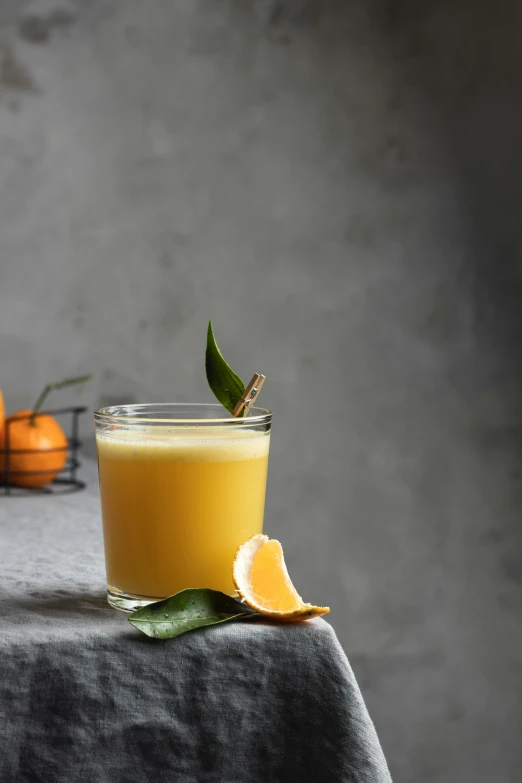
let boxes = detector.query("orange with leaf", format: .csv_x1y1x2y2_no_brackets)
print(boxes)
129,533,330,639
0,375,91,488
0,388,5,447
233,535,330,621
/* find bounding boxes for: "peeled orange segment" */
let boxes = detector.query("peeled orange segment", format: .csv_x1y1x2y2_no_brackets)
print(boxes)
0,388,5,447
233,534,330,621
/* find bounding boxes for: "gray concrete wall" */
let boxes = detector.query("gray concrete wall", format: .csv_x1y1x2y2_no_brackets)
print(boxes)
1,1,521,781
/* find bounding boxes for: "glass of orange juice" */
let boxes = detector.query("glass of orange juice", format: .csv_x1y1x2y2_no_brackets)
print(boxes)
94,403,271,611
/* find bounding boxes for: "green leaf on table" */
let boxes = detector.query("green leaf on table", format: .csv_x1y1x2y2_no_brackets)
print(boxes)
128,588,258,640
205,321,245,416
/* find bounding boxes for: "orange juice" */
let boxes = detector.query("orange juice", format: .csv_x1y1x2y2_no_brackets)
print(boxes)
96,427,270,601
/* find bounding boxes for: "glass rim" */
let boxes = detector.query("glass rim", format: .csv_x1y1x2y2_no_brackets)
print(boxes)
93,402,272,426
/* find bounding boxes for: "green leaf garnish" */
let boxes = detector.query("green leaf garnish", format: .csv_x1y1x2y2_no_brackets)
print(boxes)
205,321,245,415
128,588,257,640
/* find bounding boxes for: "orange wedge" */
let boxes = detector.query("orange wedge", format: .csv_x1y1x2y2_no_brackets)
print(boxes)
233,534,330,621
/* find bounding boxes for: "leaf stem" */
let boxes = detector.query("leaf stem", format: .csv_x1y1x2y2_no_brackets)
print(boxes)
30,374,92,425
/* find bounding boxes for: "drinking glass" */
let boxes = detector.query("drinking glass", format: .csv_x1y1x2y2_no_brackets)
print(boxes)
94,403,271,611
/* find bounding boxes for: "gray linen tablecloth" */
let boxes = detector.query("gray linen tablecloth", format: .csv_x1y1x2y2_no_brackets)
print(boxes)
0,463,391,783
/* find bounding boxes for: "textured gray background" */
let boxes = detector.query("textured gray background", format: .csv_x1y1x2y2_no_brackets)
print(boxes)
1,2,521,781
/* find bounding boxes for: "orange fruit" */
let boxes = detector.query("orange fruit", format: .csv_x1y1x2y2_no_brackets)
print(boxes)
0,410,68,488
233,534,330,621
0,388,5,447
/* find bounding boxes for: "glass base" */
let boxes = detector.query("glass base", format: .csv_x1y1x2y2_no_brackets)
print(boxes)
107,585,165,613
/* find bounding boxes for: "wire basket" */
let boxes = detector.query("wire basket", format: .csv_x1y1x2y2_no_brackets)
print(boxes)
0,406,87,496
